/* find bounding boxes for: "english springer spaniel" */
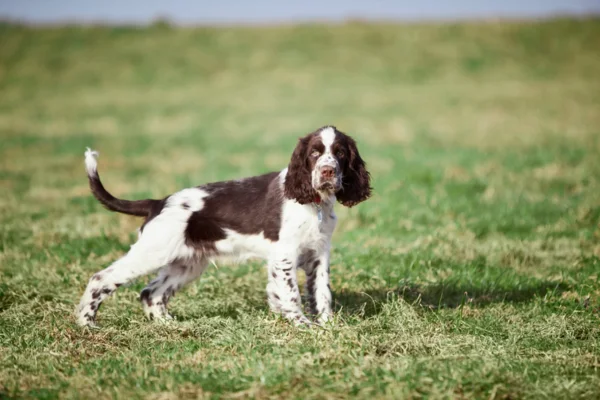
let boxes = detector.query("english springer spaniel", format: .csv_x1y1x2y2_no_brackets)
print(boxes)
76,126,371,327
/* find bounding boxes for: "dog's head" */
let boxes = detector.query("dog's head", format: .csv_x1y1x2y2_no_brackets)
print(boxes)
284,126,372,207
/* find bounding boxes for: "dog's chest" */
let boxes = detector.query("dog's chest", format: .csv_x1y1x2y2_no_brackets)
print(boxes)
281,201,336,251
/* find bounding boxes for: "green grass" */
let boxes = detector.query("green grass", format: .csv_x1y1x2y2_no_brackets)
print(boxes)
1,18,600,399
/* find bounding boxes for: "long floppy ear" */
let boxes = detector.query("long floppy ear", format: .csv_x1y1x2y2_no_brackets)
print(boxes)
284,137,319,204
337,136,372,207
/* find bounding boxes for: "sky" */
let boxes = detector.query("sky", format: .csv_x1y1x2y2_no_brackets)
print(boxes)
1,0,599,24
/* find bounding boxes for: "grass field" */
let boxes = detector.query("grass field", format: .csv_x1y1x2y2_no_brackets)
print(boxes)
1,17,599,399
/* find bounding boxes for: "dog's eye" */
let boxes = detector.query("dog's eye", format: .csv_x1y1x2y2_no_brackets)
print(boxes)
336,151,345,158
311,150,321,158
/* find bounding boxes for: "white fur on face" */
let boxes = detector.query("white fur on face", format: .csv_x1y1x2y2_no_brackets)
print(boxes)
319,127,336,153
313,127,341,193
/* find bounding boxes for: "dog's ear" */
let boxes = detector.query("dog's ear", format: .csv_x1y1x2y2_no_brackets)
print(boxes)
336,136,372,207
284,136,318,204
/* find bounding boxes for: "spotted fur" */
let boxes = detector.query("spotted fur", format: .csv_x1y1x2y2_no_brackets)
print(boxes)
76,126,371,327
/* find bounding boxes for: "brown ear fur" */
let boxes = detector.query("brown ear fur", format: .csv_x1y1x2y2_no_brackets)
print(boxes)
336,136,372,207
284,136,319,204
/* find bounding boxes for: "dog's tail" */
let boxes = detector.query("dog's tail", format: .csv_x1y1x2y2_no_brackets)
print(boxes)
84,148,159,217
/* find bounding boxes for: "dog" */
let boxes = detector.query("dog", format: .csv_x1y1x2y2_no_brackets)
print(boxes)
76,125,371,327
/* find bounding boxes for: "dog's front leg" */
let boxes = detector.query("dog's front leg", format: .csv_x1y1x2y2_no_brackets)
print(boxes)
266,256,311,326
306,250,333,324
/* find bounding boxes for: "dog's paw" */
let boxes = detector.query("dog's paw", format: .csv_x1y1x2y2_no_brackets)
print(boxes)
145,309,175,323
76,314,99,328
292,314,313,328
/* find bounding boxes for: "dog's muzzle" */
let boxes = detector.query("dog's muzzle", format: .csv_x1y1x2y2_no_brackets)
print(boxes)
315,162,341,192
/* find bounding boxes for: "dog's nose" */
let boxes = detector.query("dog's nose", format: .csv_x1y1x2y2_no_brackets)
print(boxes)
321,166,335,180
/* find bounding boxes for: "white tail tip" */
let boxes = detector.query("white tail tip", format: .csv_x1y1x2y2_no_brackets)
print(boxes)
84,147,99,176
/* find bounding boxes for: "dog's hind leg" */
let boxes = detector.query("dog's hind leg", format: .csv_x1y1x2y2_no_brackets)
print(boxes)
75,252,163,326
139,257,208,321
75,218,194,327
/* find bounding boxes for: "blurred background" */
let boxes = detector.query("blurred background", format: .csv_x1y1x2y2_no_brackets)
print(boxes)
1,2,600,398
1,0,599,210
1,0,599,288
2,0,600,24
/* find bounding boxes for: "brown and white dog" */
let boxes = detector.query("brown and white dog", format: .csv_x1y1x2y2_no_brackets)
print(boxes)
76,126,371,327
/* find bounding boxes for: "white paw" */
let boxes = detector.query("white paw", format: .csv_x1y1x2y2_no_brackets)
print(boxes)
317,312,332,325
292,314,313,327
76,314,97,328
144,306,173,322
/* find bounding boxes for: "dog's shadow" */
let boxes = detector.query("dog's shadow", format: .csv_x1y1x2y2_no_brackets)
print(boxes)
171,276,570,322
333,280,570,318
